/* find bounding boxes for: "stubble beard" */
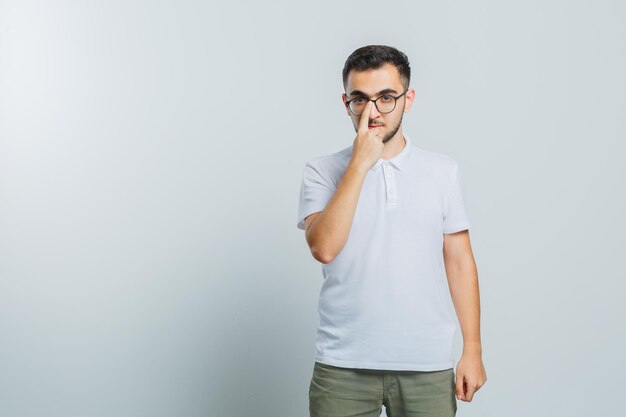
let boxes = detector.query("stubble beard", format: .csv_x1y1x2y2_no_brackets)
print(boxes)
380,111,404,144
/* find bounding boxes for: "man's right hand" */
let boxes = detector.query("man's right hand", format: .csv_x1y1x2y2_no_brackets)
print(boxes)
350,101,385,172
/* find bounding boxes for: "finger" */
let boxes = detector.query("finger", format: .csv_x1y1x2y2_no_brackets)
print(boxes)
455,374,465,401
464,382,477,402
358,101,373,133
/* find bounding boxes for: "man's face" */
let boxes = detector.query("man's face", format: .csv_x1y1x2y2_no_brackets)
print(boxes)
342,63,415,144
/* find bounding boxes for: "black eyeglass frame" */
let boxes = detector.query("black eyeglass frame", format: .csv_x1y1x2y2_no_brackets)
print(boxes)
344,89,408,116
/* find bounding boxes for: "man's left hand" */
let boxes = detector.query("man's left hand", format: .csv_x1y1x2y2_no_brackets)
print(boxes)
454,352,487,402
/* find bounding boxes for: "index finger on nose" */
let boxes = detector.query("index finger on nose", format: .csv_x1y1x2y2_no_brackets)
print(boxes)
358,101,373,132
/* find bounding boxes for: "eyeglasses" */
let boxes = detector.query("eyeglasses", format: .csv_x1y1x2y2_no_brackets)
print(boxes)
344,89,408,116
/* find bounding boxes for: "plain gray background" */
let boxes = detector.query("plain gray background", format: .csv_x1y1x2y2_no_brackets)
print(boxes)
1,1,625,416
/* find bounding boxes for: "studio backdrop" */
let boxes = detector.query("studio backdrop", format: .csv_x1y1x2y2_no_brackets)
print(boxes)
1,1,624,417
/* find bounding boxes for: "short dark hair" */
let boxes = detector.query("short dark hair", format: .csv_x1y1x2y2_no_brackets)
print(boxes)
342,45,411,90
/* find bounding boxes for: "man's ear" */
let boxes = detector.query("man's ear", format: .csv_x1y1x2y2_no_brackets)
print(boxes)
403,88,416,112
341,94,351,116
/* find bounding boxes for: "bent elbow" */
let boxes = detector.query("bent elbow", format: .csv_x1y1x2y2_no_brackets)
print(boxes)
311,247,335,264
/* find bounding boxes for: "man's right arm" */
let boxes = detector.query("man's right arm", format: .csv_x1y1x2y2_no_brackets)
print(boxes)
304,160,369,264
302,101,381,264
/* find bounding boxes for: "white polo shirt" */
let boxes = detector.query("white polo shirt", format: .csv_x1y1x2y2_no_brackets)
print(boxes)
296,133,472,371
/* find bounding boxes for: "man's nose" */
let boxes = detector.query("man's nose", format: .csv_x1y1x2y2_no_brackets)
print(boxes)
365,101,382,120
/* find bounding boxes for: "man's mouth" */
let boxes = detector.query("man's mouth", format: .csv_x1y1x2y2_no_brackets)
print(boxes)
369,125,383,128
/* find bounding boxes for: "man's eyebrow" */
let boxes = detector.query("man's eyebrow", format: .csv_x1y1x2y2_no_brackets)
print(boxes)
348,88,399,98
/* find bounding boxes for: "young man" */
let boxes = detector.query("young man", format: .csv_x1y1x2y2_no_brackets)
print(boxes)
297,45,487,417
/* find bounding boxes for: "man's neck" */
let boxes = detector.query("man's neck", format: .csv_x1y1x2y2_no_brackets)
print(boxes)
381,129,406,160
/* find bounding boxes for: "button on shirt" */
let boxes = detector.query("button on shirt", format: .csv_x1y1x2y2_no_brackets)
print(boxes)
297,133,471,371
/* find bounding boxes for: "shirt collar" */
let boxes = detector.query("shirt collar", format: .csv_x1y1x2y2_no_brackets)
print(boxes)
369,133,413,172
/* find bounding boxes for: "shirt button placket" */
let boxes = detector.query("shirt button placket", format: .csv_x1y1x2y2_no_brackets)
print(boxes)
382,162,397,208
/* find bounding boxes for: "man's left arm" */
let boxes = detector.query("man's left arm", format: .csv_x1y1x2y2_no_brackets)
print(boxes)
443,229,487,402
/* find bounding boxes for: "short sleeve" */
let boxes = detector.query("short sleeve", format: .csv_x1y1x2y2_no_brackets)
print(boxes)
296,161,336,230
442,161,471,234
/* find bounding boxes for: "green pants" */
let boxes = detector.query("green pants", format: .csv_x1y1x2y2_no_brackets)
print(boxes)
309,361,457,417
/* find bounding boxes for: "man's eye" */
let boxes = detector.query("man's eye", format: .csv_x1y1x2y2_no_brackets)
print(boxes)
381,95,393,101
354,98,366,103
